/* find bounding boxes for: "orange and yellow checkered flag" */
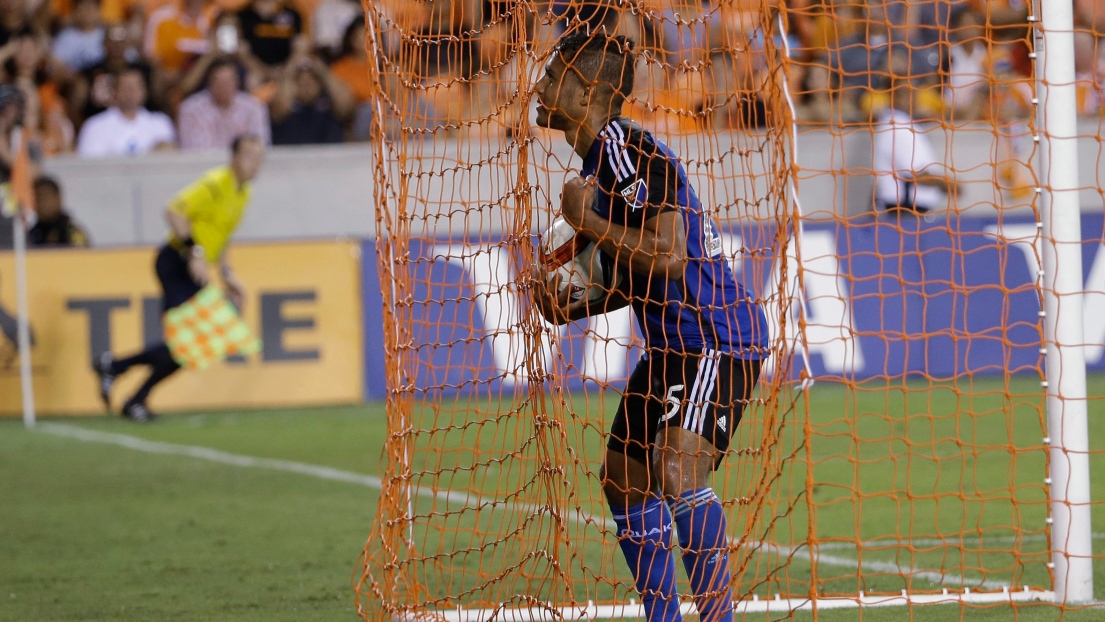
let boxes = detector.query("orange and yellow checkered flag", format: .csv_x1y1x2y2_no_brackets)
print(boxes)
164,286,260,370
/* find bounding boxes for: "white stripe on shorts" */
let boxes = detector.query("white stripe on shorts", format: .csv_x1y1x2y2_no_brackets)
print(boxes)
695,350,721,435
683,354,710,431
685,350,719,434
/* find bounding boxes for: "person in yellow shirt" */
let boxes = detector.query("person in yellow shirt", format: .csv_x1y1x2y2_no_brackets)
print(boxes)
93,134,264,421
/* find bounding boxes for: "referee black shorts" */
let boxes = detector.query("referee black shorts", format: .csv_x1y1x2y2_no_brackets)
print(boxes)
608,349,762,469
155,244,202,312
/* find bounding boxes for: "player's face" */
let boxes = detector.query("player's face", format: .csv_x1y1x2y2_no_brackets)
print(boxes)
232,139,265,183
534,55,582,130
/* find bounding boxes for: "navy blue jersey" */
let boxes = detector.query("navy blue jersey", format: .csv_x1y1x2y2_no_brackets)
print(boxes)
581,117,768,358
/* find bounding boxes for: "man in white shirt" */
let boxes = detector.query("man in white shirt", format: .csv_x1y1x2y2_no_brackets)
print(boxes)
873,51,960,213
77,67,177,157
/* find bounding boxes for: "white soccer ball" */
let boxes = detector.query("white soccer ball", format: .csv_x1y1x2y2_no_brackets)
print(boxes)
539,216,619,303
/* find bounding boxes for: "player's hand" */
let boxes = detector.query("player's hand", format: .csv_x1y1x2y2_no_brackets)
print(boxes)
560,176,596,231
188,254,210,287
224,275,246,310
529,264,588,325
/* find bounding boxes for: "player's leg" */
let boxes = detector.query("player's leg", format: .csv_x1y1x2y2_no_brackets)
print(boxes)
603,354,682,621
120,344,180,420
653,353,762,622
110,245,196,419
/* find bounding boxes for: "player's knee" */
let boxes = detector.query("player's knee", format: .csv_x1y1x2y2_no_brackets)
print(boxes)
601,454,651,507
602,475,647,507
653,430,715,497
651,450,684,498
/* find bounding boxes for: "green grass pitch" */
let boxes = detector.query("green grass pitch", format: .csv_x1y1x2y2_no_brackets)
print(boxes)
1,375,1103,621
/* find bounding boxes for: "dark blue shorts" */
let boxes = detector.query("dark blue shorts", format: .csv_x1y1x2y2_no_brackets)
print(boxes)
608,350,762,469
155,244,202,312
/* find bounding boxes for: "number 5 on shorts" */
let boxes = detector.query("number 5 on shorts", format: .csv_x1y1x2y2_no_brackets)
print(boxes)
660,384,685,423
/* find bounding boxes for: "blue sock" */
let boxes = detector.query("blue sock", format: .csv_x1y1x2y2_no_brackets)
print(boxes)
611,497,682,621
669,488,733,622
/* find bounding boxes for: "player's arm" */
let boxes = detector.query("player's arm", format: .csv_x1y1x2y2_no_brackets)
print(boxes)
530,264,630,325
560,176,687,280
166,183,214,287
219,251,247,309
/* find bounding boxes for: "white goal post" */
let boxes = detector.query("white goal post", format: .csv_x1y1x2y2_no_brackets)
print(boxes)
1034,0,1095,605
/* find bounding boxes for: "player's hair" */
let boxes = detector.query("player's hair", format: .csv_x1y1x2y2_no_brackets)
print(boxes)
33,175,61,195
231,133,261,155
554,29,636,110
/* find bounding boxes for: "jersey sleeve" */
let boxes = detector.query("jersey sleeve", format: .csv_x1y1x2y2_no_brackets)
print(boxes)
595,135,680,229
170,176,217,221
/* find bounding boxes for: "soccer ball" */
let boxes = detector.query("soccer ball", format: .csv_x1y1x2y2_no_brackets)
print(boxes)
539,216,620,303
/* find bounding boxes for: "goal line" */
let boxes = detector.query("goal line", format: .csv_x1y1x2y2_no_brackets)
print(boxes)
421,587,1055,622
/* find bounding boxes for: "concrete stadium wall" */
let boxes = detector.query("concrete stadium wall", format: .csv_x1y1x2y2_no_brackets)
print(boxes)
44,121,1105,248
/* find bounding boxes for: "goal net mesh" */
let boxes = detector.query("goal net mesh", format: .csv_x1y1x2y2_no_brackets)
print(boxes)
357,0,1103,618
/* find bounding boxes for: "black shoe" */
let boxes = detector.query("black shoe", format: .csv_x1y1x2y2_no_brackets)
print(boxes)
92,352,116,410
122,401,157,422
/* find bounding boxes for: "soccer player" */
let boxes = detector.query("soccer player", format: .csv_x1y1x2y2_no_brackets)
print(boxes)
530,32,768,621
93,134,265,421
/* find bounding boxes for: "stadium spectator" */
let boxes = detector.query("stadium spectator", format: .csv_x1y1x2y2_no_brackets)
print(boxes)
330,18,371,103
0,0,30,46
824,1,941,120
0,33,75,155
311,0,360,58
1073,30,1104,116
172,12,267,101
944,7,988,120
269,50,352,144
177,58,270,149
28,176,90,247
144,0,212,76
0,83,30,181
77,66,176,156
969,0,1029,41
51,0,105,72
873,50,960,214
464,19,520,139
68,24,158,125
236,0,302,68
1077,0,1105,32
411,0,477,79
655,0,725,69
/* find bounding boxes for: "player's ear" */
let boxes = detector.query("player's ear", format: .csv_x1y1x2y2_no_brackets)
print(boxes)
578,83,594,109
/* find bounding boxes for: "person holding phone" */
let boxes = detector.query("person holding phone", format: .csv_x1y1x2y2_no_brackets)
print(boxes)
172,13,267,101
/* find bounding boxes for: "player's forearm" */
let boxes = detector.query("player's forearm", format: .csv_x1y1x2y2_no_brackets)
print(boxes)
577,209,686,279
219,256,235,280
165,208,193,242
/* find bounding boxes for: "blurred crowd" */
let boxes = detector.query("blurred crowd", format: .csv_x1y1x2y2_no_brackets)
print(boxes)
0,0,1102,160
373,0,1105,137
0,0,372,160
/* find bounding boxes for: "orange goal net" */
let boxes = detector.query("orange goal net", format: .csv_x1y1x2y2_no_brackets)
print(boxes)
357,0,1102,619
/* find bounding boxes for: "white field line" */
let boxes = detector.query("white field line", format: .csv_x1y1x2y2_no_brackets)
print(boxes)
37,423,603,529
40,423,1057,591
748,540,1010,591
818,533,1105,550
